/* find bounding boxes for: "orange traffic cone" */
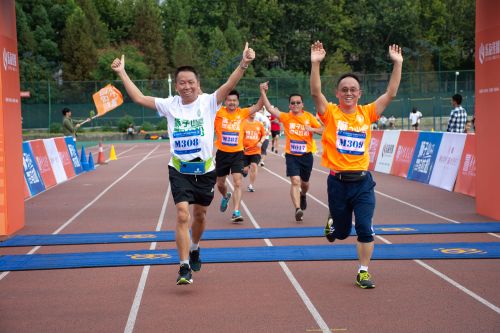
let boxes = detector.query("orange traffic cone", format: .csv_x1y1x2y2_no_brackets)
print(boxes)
109,144,117,161
97,141,107,164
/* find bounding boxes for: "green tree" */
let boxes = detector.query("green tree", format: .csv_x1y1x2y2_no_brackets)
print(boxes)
93,45,150,81
171,29,200,69
77,0,109,48
204,27,231,78
131,0,167,79
61,7,97,81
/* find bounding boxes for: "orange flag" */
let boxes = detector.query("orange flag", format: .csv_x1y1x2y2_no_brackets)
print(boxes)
92,84,123,116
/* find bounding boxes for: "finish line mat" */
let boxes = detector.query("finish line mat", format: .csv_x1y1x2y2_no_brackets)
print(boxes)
0,242,498,271
1,222,500,247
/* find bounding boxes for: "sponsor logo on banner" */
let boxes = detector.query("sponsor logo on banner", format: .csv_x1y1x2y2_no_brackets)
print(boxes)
43,139,68,184
478,40,500,64
3,47,17,71
64,136,83,175
22,142,45,196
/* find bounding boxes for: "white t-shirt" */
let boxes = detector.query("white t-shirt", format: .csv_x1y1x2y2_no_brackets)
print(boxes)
155,93,221,172
255,112,271,139
409,111,422,125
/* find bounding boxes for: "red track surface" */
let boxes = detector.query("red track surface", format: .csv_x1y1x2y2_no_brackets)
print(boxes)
1,142,499,333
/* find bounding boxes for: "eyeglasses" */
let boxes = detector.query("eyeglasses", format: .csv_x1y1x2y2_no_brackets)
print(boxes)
290,101,302,105
339,87,360,94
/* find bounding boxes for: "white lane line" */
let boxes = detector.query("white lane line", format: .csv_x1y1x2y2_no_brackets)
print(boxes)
0,145,160,283
227,181,330,332
124,185,171,333
264,163,500,314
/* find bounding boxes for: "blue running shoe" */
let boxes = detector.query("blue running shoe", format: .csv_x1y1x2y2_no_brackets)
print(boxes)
220,192,232,212
176,264,193,285
231,210,244,223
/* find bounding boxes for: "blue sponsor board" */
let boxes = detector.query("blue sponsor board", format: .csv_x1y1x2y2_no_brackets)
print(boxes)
64,136,83,175
407,132,443,184
22,142,45,196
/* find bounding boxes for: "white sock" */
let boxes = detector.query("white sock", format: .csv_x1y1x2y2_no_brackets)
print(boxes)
358,265,369,273
190,242,199,251
180,260,190,266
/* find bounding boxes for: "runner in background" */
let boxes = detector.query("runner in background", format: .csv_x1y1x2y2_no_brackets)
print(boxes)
111,42,255,285
310,40,403,289
242,112,266,192
215,90,263,223
260,82,322,222
255,107,271,166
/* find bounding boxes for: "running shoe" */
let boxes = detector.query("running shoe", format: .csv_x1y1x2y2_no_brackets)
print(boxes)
231,210,244,223
242,171,248,178
176,264,193,285
220,192,232,212
247,185,255,192
189,248,202,271
259,161,265,167
295,208,304,222
356,270,375,289
324,214,335,242
300,193,307,210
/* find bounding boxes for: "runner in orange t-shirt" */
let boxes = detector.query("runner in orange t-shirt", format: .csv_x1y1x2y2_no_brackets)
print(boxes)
215,90,263,223
310,41,403,289
242,113,266,192
260,82,322,222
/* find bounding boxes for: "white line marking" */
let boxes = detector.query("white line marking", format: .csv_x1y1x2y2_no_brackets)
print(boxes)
264,162,500,314
227,181,330,332
124,185,171,333
0,146,160,283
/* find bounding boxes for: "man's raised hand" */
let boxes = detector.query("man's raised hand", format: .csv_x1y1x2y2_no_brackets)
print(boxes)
388,44,403,64
111,54,125,73
242,42,255,64
311,41,326,63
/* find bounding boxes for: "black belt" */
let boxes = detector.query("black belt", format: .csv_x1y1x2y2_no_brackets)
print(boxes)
330,170,368,182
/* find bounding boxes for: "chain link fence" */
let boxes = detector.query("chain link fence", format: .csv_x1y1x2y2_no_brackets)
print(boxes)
21,70,474,132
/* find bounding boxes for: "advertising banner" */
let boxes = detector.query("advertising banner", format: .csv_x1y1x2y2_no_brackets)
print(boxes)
374,130,400,174
429,133,467,191
43,138,68,184
407,132,443,184
22,142,45,196
29,139,56,188
368,130,383,171
54,137,76,179
390,131,419,178
454,134,476,196
64,136,83,174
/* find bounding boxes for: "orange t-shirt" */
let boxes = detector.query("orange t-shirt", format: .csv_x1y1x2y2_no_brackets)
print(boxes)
319,103,379,171
214,107,251,152
242,119,266,155
279,111,321,156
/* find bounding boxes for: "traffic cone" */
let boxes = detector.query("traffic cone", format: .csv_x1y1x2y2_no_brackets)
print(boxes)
97,141,107,164
109,144,117,161
87,152,95,171
80,146,89,171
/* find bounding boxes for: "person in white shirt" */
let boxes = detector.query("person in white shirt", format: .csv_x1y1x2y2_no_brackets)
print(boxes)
111,43,255,285
255,108,271,166
409,107,422,130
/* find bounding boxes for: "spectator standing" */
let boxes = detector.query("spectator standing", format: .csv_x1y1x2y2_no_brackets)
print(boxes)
446,94,468,133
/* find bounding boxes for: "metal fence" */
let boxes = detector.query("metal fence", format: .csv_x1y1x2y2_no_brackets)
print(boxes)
21,70,474,132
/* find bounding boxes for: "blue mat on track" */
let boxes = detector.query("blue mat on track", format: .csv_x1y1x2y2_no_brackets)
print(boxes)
0,242,498,271
1,222,499,247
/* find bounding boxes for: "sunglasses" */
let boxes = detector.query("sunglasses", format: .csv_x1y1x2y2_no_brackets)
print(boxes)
290,101,302,105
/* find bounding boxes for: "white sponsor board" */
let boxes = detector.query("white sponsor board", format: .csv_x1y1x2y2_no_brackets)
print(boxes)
429,133,467,191
43,138,68,184
374,130,400,174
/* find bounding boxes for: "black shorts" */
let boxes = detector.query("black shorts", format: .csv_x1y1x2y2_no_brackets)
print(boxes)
261,139,269,155
285,152,313,182
243,154,261,167
271,130,280,138
215,150,244,177
168,166,216,206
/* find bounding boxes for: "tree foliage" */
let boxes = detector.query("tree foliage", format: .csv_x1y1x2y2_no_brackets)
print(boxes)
16,0,475,83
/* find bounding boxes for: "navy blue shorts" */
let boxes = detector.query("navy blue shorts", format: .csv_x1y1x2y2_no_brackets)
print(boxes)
327,172,376,243
243,154,261,167
285,152,313,182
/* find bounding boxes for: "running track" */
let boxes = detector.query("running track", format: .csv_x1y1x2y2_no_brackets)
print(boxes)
0,141,498,333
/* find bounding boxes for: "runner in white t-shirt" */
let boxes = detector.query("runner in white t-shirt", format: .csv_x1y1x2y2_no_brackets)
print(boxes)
111,43,255,285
